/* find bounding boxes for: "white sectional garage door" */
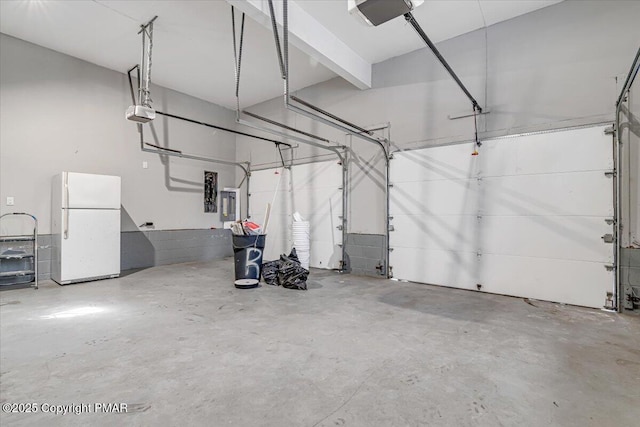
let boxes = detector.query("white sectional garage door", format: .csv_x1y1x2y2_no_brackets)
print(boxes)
249,161,343,269
389,125,614,308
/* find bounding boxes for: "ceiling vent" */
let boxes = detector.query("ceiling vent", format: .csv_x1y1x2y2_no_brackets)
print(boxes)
348,0,424,26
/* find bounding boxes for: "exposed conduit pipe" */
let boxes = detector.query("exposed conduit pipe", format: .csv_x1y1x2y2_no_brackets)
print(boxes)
137,125,253,218
230,4,351,271
127,65,289,147
272,0,391,277
230,6,344,156
127,66,253,217
614,46,640,312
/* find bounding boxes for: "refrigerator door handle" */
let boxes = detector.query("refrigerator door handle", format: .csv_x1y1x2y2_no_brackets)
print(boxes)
64,172,69,239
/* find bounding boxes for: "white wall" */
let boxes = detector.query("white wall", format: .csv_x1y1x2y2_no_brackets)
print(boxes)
0,34,239,234
235,0,640,235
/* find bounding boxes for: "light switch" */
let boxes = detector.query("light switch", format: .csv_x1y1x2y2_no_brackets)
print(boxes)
142,161,148,169
6,196,14,206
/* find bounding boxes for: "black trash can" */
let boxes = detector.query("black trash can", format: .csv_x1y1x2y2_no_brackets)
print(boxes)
232,234,266,289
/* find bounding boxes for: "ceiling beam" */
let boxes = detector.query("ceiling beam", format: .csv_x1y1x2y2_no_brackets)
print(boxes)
227,0,371,89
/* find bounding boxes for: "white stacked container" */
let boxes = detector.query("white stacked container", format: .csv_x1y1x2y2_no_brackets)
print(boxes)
292,220,310,270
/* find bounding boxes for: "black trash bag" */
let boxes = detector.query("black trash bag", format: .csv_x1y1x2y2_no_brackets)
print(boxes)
284,247,300,263
278,248,309,290
261,260,281,286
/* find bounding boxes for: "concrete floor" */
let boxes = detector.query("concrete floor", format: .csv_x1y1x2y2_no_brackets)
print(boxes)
1,259,639,427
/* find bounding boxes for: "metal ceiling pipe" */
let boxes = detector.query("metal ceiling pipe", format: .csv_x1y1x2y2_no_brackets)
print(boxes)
613,46,640,312
230,2,351,260
137,125,253,218
404,12,482,113
276,0,391,277
242,110,331,143
290,96,374,136
155,111,292,148
138,16,157,108
230,5,342,157
127,66,291,148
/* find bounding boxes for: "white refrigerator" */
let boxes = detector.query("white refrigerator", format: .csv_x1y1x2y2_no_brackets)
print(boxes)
51,172,121,285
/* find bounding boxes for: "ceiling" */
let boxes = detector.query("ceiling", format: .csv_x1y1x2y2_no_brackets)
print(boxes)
297,0,563,63
0,0,562,109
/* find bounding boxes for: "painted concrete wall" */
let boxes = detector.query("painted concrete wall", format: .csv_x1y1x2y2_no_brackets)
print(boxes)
0,34,240,235
236,0,640,235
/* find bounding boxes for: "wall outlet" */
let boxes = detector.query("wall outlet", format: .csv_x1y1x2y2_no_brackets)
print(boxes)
6,196,14,206
142,161,148,169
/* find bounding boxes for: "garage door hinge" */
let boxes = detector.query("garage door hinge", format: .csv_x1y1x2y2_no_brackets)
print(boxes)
604,126,615,135
604,264,615,271
601,234,614,243
604,171,615,177
476,251,482,257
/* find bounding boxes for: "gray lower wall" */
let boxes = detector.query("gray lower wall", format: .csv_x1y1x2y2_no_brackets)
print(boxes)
120,228,232,271
345,233,385,277
12,229,232,283
621,248,640,310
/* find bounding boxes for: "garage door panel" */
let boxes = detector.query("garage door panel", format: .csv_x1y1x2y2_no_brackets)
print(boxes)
250,161,343,270
479,254,613,308
390,125,614,308
481,172,613,217
249,169,290,192
293,191,341,219
291,161,342,188
390,214,479,252
480,126,613,177
305,213,341,244
391,143,478,183
308,241,342,269
390,180,480,216
479,216,613,262
391,247,478,290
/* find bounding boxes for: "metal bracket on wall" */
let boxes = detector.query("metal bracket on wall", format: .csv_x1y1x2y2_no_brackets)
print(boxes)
604,171,616,177
448,110,490,120
605,264,615,271
601,234,614,243
604,126,615,135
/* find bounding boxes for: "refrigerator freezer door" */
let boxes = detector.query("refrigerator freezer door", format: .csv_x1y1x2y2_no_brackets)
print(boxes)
58,209,120,283
66,172,121,209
